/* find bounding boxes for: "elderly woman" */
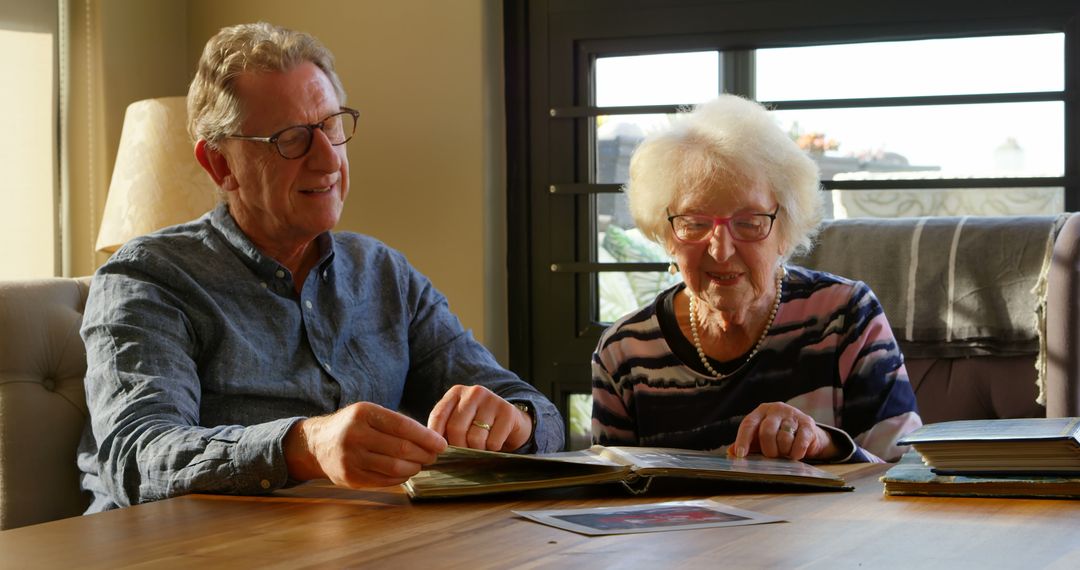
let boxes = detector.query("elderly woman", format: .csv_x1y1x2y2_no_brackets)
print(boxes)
591,95,922,463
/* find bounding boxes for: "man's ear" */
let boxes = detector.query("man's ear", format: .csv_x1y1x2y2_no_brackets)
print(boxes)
195,139,238,191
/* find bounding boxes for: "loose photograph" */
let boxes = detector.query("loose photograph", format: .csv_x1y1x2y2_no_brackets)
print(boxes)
513,499,783,536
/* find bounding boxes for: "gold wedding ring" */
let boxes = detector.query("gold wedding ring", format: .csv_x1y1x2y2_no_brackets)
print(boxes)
781,421,797,435
471,419,492,431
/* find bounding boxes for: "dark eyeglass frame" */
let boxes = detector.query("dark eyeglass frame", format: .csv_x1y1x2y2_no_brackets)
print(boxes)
226,107,360,159
666,205,781,243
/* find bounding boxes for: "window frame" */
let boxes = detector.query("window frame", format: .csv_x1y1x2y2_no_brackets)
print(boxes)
505,0,1080,437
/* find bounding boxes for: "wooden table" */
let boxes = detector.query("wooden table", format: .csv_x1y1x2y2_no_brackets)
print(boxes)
2,463,1078,569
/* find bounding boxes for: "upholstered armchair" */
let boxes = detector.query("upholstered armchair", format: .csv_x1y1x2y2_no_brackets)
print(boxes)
0,278,92,529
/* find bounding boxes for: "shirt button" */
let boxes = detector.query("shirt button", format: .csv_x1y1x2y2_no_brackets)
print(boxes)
260,479,271,490
305,300,313,309
275,270,285,278
324,362,333,372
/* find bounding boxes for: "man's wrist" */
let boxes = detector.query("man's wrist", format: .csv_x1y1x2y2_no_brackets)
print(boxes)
511,401,536,430
509,400,539,453
283,418,324,481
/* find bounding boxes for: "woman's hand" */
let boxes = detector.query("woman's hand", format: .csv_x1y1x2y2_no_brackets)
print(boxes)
427,385,533,452
728,402,838,461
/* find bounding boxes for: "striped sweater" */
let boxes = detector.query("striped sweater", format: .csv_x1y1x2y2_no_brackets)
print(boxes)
591,265,922,462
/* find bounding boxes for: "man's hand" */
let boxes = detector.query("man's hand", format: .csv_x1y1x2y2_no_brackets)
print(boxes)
284,402,447,487
427,385,533,452
728,402,838,461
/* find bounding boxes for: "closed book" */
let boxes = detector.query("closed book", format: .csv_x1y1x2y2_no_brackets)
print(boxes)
896,417,1080,475
882,450,1080,499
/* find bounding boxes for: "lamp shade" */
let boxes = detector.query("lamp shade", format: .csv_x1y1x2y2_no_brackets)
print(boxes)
96,96,218,253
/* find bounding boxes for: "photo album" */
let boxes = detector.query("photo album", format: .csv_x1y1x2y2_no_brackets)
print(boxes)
404,444,850,499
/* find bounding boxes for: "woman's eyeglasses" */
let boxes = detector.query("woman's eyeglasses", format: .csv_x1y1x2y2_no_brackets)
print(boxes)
667,206,780,243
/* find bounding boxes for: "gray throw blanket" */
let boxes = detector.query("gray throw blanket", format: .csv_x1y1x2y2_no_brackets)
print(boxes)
791,215,1069,363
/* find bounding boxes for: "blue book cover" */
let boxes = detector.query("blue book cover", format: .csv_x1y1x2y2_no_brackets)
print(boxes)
882,450,1080,499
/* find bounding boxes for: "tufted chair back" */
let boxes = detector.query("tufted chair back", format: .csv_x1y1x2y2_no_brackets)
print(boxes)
0,277,93,530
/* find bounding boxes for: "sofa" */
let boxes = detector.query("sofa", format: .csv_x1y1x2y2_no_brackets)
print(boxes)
2,214,1079,529
791,213,1080,423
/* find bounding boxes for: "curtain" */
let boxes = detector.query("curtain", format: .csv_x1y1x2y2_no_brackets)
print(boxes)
60,0,109,277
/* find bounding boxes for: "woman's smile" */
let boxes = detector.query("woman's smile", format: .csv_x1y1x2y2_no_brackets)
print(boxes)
705,270,741,285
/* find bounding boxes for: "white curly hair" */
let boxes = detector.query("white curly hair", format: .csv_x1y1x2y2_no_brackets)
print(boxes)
625,94,824,260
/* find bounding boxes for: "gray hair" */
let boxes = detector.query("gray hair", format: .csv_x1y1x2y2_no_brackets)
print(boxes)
187,22,346,145
625,94,824,260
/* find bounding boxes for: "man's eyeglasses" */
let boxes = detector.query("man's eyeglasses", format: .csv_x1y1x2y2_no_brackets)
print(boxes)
667,206,780,243
226,107,360,159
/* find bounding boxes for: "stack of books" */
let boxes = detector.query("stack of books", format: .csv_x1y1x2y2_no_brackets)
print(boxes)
882,417,1080,499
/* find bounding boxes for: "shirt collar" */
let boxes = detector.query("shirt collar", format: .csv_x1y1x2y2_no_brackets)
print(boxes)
209,202,337,282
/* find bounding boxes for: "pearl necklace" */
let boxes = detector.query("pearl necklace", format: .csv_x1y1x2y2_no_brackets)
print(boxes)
688,268,784,379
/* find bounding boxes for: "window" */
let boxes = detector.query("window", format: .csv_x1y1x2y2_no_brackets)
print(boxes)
505,0,1079,448
0,2,59,278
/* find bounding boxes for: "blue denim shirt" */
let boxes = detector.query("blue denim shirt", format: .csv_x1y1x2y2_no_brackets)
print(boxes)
77,204,564,512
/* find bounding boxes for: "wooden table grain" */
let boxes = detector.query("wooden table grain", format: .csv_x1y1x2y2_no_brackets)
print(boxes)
2,463,1079,569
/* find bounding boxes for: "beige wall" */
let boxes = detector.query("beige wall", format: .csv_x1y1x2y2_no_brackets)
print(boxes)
68,0,507,359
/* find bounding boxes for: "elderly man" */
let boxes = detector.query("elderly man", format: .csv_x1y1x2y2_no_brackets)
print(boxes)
77,22,563,512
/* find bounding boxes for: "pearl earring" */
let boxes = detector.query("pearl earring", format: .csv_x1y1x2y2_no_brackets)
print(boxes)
668,261,679,275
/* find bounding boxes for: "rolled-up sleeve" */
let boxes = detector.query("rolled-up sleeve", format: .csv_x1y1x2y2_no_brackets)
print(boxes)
81,252,297,507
